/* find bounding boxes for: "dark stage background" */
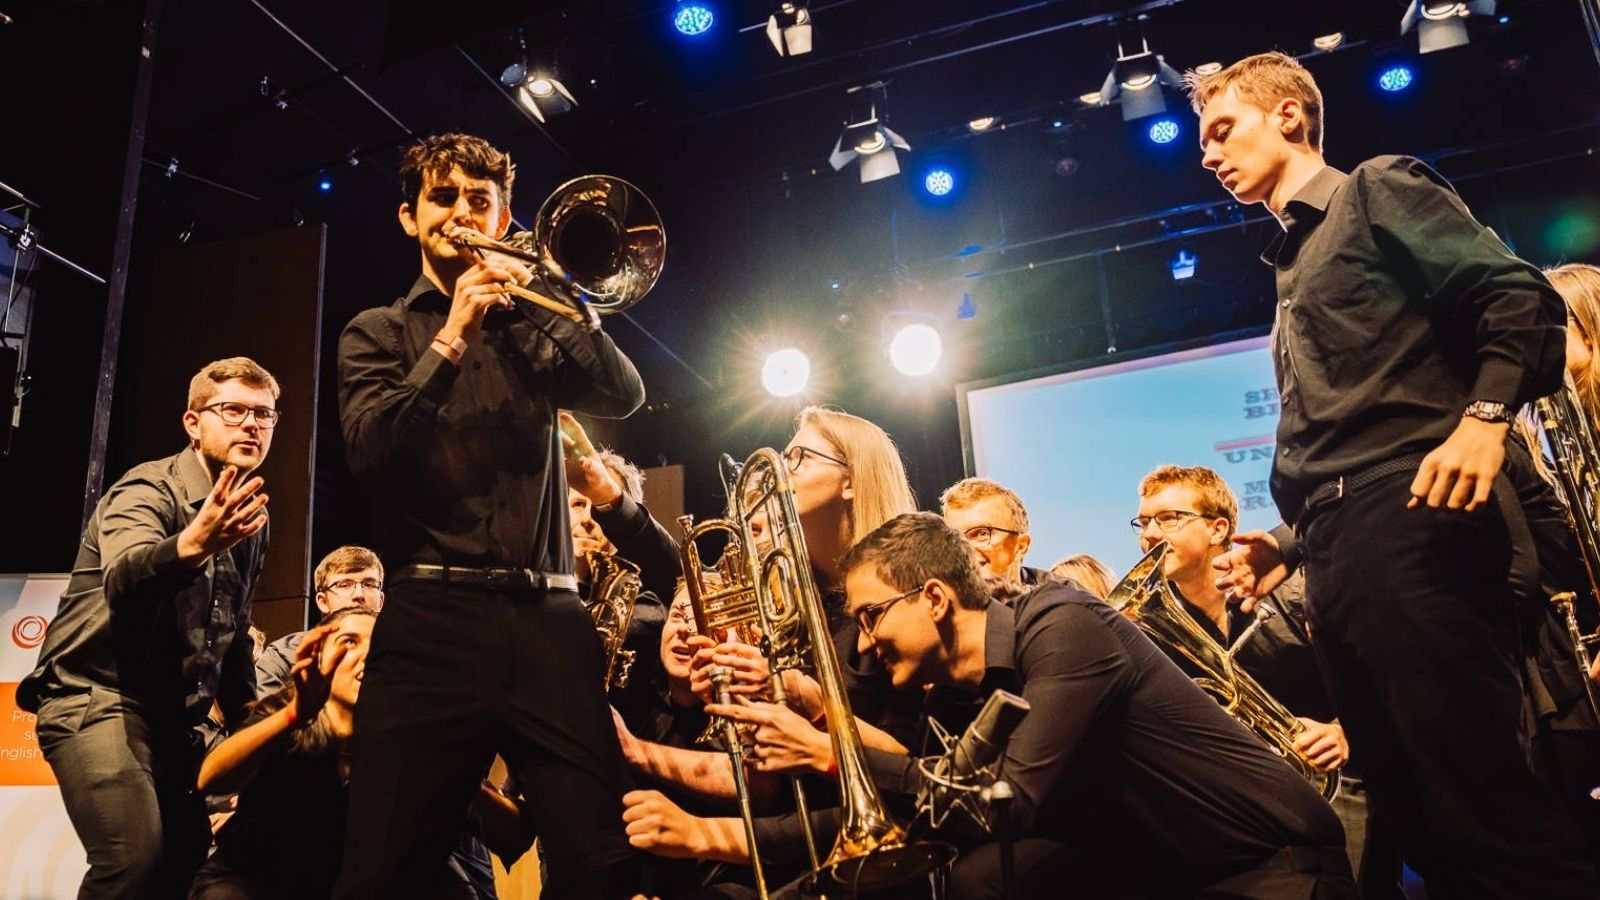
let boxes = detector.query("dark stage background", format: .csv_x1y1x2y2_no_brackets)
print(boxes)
2,1,1598,624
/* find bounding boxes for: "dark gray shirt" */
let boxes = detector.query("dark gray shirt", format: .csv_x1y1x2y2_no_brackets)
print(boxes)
866,581,1344,888
18,449,267,726
338,275,644,571
1265,156,1566,519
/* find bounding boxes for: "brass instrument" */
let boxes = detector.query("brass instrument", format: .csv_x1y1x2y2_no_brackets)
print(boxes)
582,549,642,691
1534,377,1600,721
1107,542,1341,801
680,448,954,897
451,174,665,327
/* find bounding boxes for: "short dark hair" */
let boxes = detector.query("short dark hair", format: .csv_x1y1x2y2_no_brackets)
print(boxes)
840,512,989,611
399,133,515,209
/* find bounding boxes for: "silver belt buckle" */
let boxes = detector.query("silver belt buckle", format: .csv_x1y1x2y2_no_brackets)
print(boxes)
1335,476,1345,499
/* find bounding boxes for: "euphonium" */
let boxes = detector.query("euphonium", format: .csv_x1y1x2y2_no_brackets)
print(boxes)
1534,376,1600,720
451,174,665,326
1107,542,1341,801
582,549,642,691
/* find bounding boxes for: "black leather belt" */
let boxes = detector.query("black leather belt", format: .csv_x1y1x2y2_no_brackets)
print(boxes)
391,564,578,593
1303,453,1430,515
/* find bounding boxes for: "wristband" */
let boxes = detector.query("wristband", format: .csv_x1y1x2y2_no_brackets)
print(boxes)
282,704,301,728
824,751,838,778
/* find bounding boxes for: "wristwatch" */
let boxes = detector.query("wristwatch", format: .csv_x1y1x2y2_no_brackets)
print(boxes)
1463,400,1514,424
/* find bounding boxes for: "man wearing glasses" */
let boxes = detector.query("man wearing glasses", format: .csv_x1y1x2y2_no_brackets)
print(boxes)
939,477,1047,587
1134,465,1387,890
19,357,278,898
254,545,385,696
838,512,1356,899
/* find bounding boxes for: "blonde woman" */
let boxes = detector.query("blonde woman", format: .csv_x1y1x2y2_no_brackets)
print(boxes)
1548,263,1600,420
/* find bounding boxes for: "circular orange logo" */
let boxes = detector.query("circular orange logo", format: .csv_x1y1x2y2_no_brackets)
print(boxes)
12,615,47,650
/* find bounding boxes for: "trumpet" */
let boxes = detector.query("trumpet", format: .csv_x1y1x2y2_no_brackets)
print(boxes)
1107,542,1341,801
450,175,664,327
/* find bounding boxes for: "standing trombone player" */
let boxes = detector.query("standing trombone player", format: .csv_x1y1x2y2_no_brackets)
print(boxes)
335,133,649,899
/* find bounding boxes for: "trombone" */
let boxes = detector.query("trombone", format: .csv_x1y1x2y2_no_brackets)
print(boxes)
451,175,665,328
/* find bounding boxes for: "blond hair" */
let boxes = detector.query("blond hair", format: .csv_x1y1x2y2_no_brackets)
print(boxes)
187,357,280,410
1050,554,1116,600
1184,51,1324,152
796,407,917,545
1139,464,1240,542
1548,263,1600,419
314,545,384,590
939,477,1029,533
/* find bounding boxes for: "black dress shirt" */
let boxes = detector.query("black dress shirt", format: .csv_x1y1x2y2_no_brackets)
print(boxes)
595,491,682,603
865,580,1345,889
338,276,644,572
1265,156,1566,519
18,449,266,726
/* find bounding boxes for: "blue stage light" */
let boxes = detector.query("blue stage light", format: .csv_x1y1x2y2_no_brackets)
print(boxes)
1378,65,1415,92
1147,117,1180,144
923,168,955,197
318,178,333,192
1170,248,1198,281
674,2,715,36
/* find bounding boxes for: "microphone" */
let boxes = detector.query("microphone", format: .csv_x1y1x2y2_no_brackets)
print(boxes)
917,689,1030,830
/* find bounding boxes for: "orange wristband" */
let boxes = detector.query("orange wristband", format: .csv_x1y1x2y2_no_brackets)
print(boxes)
282,704,300,728
824,752,838,778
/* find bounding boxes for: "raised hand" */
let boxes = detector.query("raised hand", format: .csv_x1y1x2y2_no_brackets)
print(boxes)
559,411,623,507
1212,530,1289,610
177,465,268,566
288,623,347,724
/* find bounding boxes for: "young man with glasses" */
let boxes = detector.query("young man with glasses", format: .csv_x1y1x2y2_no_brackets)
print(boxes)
18,356,278,898
939,477,1046,587
254,545,385,696
833,512,1356,899
1135,465,1393,890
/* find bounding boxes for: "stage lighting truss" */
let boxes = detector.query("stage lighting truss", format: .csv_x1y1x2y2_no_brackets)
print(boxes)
829,82,911,183
501,59,577,123
767,2,813,57
1401,0,1495,54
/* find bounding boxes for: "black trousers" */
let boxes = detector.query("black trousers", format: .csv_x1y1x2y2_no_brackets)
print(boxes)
333,580,639,899
1299,468,1598,898
34,687,210,900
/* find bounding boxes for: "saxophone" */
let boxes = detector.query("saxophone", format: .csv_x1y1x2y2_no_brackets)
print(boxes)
582,549,642,691
1107,542,1341,801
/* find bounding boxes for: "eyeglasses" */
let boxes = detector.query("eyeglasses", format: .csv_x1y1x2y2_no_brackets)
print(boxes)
854,584,923,637
322,578,383,595
961,525,1020,548
783,444,848,474
198,402,281,428
1128,510,1205,532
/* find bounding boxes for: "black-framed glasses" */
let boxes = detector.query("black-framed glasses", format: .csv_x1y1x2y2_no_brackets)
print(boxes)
322,578,383,595
961,525,1020,548
855,584,923,637
783,444,848,474
198,402,281,428
1128,510,1204,533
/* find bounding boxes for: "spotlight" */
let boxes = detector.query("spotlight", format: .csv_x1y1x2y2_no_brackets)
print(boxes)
674,1,716,36
1147,117,1180,144
923,168,955,197
956,292,978,320
887,322,943,376
1313,32,1345,51
829,82,910,184
1096,33,1185,121
1078,92,1103,106
1193,61,1223,76
766,2,812,56
1378,64,1415,92
762,348,810,397
1170,248,1198,280
318,177,332,192
515,71,577,123
1401,1,1495,54
967,116,998,133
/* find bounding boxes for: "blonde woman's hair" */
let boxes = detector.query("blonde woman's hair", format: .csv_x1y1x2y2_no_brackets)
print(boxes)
795,406,917,545
1050,554,1116,600
1548,263,1600,419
